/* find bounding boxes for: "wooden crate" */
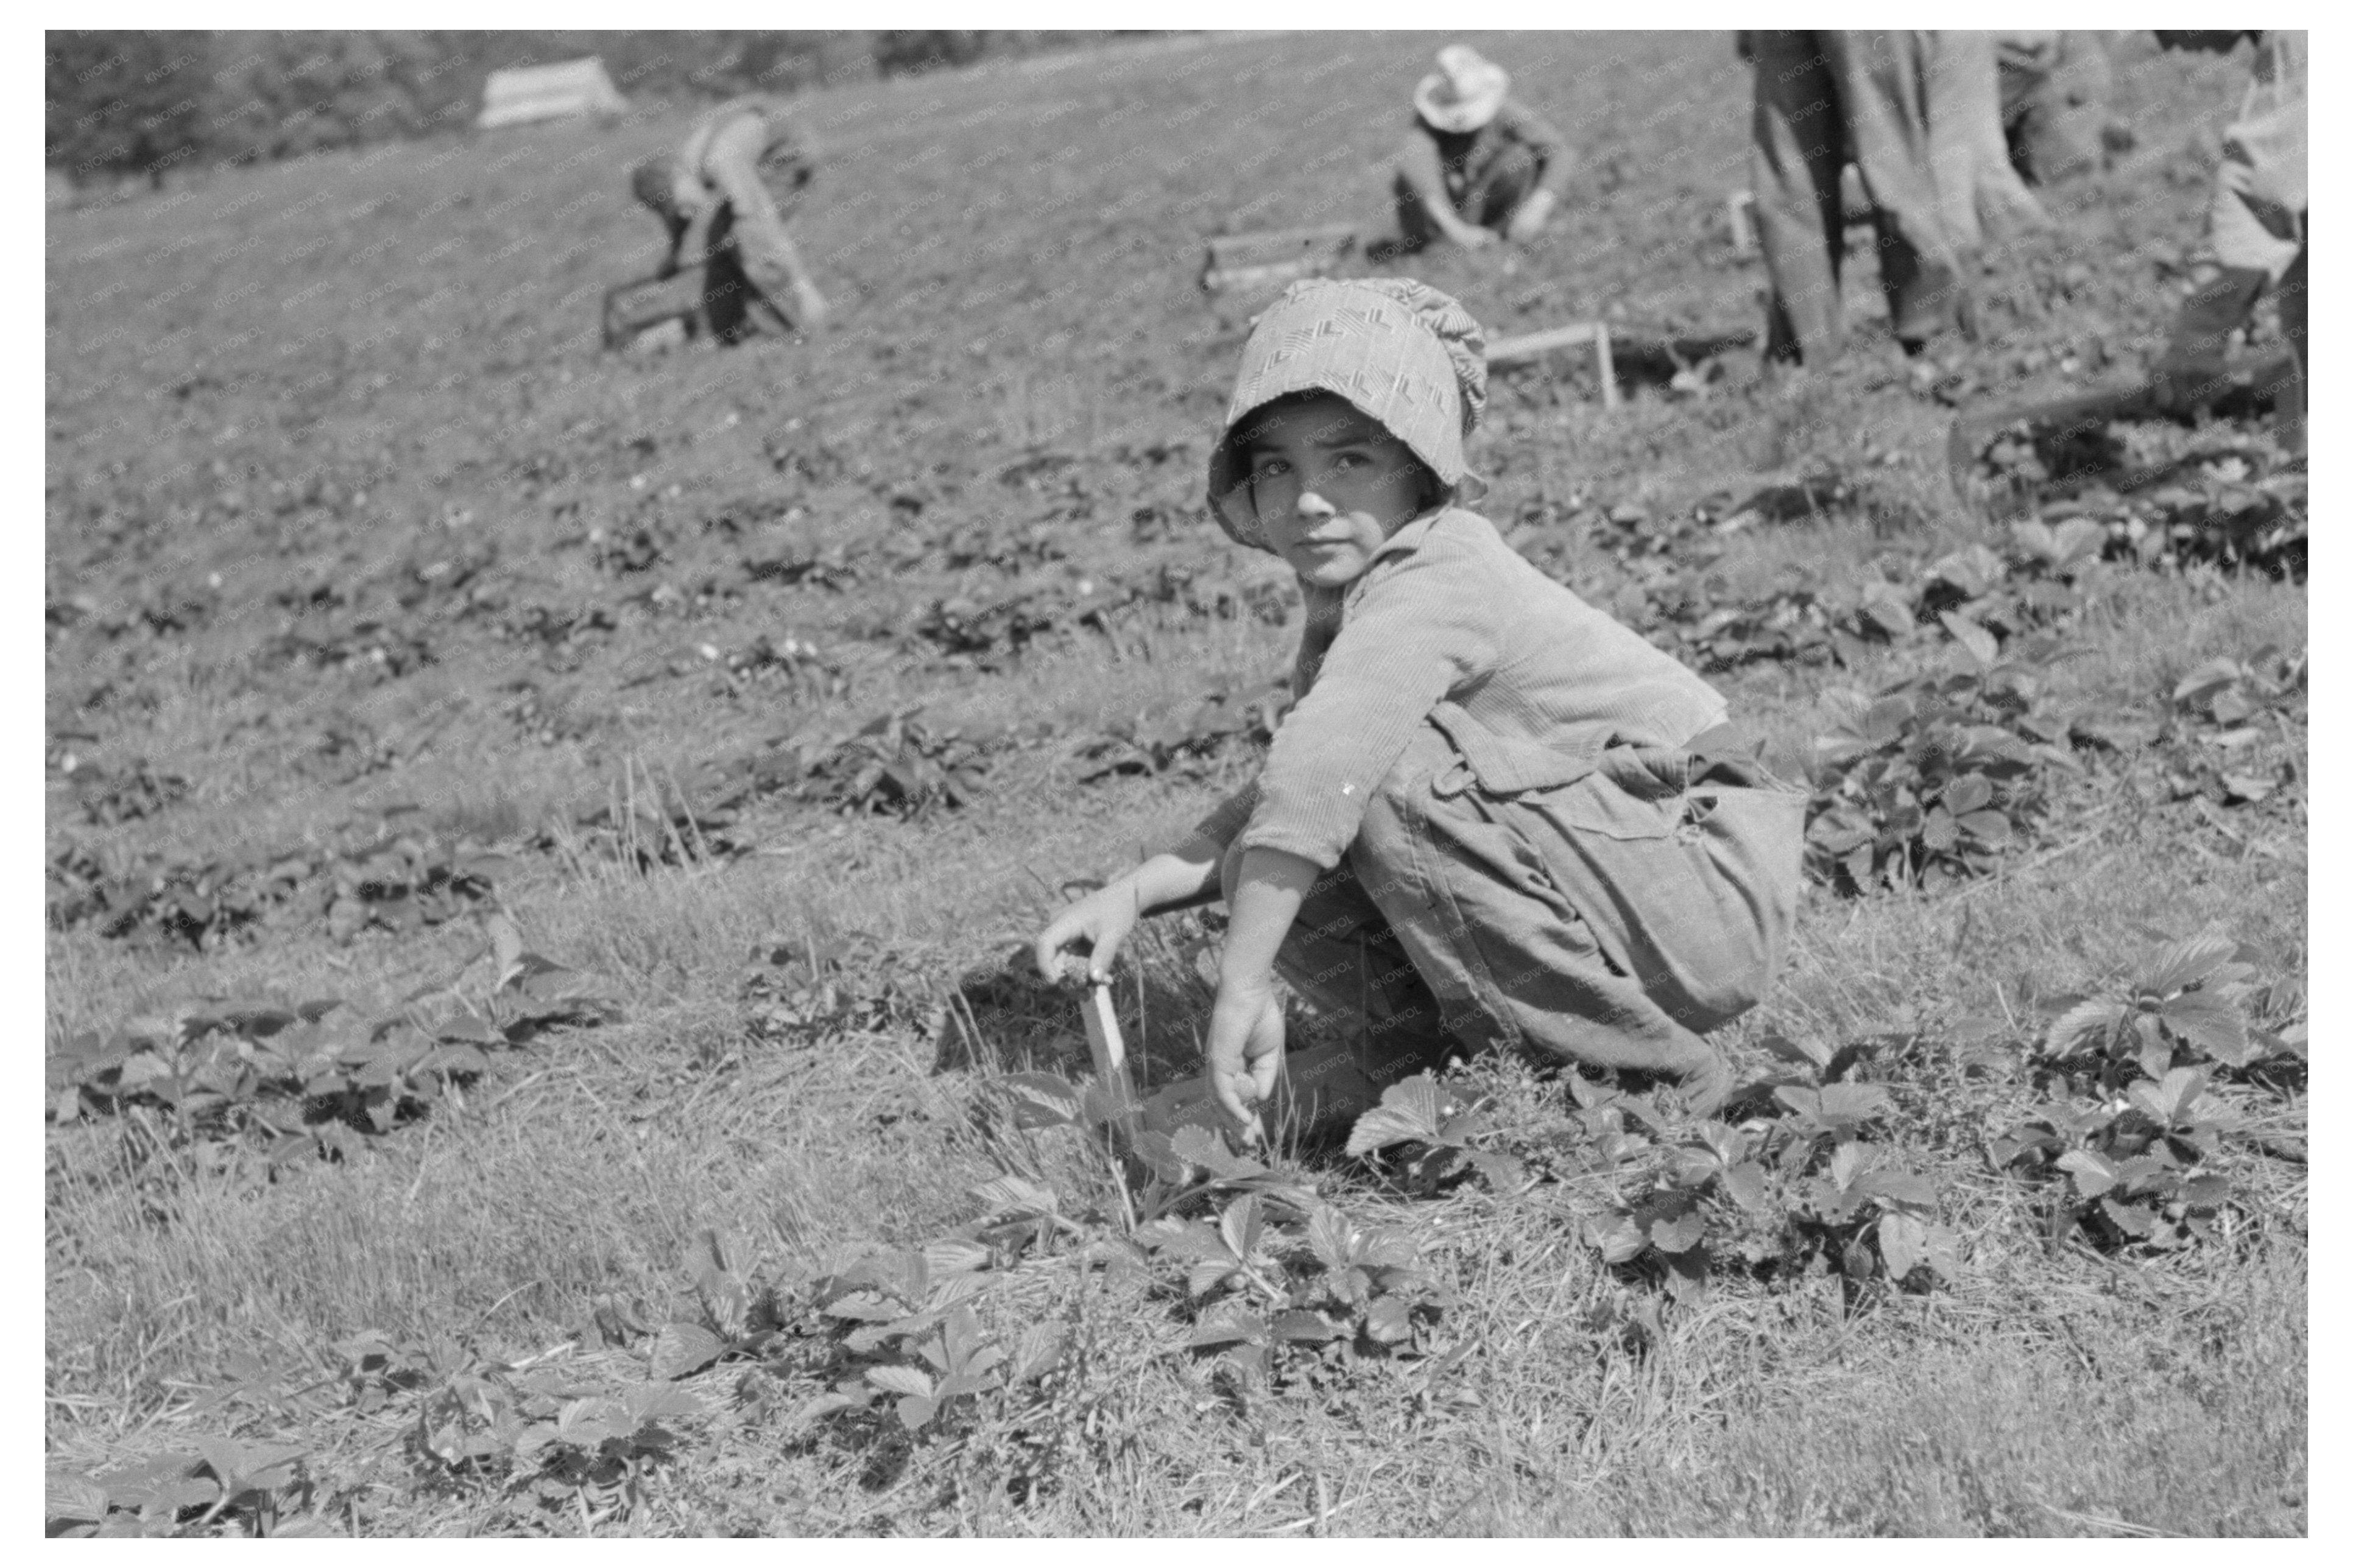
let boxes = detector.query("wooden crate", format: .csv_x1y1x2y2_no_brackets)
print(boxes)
1199,223,1359,295
1484,322,1621,410
1486,322,1764,411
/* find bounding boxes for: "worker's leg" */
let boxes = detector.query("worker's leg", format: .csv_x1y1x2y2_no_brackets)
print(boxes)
1748,31,1850,364
1924,30,2047,258
2276,240,2306,454
1824,30,1970,351
2157,106,2305,408
701,113,831,333
1381,169,1442,257
1465,144,1542,231
695,208,758,345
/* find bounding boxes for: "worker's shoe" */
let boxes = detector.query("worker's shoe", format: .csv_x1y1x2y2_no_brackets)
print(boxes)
1891,260,1975,356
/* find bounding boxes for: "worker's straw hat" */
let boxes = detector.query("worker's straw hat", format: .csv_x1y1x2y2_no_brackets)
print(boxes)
1413,44,1509,135
1206,277,1489,553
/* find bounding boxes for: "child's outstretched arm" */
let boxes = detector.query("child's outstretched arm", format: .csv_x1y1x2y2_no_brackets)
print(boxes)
1205,845,1319,1133
1032,833,1224,986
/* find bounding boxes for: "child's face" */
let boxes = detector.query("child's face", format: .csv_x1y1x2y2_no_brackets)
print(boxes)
1243,393,1432,589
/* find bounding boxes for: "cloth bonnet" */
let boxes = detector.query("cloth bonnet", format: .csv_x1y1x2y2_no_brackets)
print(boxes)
1205,276,1489,552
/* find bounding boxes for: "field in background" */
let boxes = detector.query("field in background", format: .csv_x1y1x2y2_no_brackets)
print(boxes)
45,31,2304,1536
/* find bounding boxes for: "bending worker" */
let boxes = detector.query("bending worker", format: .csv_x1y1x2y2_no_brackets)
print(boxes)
629,93,831,341
1382,44,1573,255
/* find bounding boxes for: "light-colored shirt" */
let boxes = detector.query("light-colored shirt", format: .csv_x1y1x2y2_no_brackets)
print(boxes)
1189,507,1729,870
680,93,819,191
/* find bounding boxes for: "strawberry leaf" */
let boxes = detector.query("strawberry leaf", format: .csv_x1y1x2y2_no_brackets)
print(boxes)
1346,1074,1447,1156
647,1322,728,1381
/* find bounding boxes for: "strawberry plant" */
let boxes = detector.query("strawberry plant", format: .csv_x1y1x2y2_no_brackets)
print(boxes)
1582,1119,1774,1303
823,1306,1065,1435
1542,1069,1664,1175
2170,647,2304,730
1074,680,1289,784
2145,646,2306,810
1804,653,2075,894
1992,1067,2242,1251
2005,513,2109,582
48,924,618,1163
642,1229,796,1382
2030,932,2304,1092
1126,1122,1325,1219
793,1237,1065,1437
1914,542,2089,650
1983,443,2306,580
1785,1141,1960,1289
66,757,192,826
741,931,931,1046
48,1440,318,1538
1343,1073,1526,1193
1582,1042,1956,1303
1143,1194,1458,1397
1761,1080,1899,1154
2117,463,2307,580
46,820,512,951
770,708,992,819
914,586,1076,664
49,1327,704,1536
391,1340,705,1522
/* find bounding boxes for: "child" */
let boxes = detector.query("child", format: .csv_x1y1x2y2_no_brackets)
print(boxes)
1034,278,1804,1137
1380,44,1573,257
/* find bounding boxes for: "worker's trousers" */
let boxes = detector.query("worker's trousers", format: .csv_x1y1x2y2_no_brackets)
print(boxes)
1748,30,1970,364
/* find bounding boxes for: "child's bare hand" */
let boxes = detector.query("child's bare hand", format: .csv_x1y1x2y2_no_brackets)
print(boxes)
1032,886,1139,986
1207,974,1285,1141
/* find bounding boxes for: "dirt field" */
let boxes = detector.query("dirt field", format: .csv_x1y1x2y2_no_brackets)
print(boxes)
45,31,2305,1536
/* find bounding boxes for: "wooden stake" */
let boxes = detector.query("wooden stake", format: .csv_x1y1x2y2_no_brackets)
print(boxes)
1484,321,1620,412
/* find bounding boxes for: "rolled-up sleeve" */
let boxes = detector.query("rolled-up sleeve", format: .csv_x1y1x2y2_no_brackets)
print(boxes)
1179,781,1259,857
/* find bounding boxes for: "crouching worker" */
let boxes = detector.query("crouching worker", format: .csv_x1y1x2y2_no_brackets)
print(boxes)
629,93,831,343
2148,31,2306,453
1379,44,1573,257
1034,279,1805,1142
